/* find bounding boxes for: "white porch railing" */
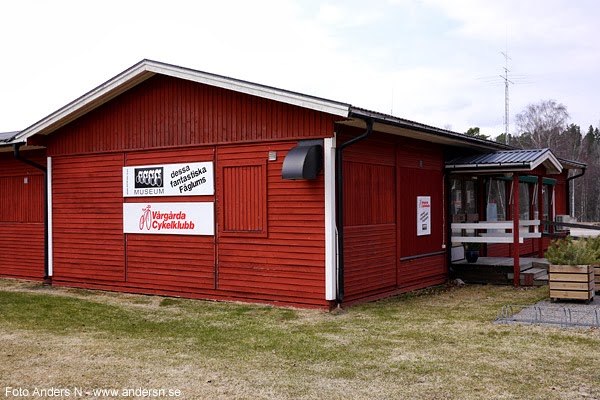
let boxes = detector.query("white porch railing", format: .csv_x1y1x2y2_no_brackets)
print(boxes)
451,220,541,244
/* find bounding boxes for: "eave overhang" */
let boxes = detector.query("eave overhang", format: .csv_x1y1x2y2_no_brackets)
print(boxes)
446,148,563,175
341,107,512,151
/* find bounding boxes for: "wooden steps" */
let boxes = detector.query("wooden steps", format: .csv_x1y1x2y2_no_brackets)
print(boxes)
453,257,550,286
522,267,548,286
507,261,550,286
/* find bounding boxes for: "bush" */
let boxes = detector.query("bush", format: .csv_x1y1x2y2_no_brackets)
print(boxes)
544,237,597,265
585,236,600,264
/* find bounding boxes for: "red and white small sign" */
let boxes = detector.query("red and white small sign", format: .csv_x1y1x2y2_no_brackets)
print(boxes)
417,196,431,236
123,202,214,235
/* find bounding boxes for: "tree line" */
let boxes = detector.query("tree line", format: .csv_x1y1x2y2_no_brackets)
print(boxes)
466,99,600,222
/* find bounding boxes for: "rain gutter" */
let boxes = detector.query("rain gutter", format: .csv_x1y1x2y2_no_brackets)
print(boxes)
335,118,373,306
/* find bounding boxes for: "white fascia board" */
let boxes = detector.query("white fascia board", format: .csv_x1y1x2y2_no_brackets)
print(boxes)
446,167,533,174
14,60,350,143
145,62,350,117
14,62,154,142
324,136,337,301
47,156,53,277
530,151,562,174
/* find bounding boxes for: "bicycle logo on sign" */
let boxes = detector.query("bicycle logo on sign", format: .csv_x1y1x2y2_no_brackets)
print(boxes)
135,168,163,187
139,205,152,230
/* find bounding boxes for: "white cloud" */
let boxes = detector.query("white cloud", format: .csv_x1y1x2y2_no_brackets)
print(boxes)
1,0,599,138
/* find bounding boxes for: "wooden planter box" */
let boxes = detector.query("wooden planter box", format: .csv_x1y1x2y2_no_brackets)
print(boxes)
595,265,600,292
549,265,595,302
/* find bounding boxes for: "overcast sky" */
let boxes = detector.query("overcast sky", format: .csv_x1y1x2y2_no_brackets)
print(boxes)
1,0,599,140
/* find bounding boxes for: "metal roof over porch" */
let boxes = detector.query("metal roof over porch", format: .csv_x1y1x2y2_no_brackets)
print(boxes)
445,148,563,174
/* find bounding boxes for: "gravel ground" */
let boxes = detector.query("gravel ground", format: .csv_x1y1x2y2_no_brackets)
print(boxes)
495,295,600,328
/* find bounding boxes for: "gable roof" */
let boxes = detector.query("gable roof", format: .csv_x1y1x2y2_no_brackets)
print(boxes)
4,59,513,153
12,59,351,143
445,148,563,174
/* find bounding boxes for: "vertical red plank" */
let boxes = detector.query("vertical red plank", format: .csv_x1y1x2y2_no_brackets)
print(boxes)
513,173,520,287
537,175,544,257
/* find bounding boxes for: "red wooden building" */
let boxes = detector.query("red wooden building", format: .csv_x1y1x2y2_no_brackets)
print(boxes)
0,60,586,308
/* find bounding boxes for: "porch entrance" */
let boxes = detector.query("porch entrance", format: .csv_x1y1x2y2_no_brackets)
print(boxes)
445,149,564,286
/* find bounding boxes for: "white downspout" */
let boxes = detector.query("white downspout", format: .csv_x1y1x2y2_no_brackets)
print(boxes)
324,136,337,301
47,156,53,277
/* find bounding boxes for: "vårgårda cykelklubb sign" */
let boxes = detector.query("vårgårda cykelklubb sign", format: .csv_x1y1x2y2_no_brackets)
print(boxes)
123,202,214,235
123,161,214,197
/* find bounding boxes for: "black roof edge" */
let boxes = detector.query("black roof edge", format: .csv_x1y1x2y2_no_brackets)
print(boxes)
558,157,587,169
348,107,512,151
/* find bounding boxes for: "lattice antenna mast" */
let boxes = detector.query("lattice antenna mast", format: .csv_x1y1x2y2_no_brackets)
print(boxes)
500,51,513,145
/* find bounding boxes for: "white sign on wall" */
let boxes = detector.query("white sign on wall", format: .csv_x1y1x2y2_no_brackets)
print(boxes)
417,196,431,236
123,162,214,197
123,202,214,235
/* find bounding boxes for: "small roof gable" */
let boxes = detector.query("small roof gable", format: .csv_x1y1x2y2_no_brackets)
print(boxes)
446,148,563,174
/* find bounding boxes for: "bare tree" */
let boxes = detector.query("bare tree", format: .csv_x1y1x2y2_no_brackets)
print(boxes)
512,100,600,222
514,100,570,151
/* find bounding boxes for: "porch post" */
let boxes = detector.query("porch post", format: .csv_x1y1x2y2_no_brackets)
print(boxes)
537,176,544,258
512,173,520,287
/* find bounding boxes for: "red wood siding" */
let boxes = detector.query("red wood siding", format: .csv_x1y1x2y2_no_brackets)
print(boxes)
0,150,46,174
486,243,510,258
396,140,447,293
344,224,397,299
220,160,267,235
0,151,46,280
342,162,395,226
487,240,541,258
0,151,45,223
47,75,340,156
52,154,125,283
398,253,447,289
124,147,216,291
339,132,398,301
396,137,444,170
397,168,444,257
216,143,326,305
339,129,449,303
125,235,215,291
397,139,445,258
0,223,44,279
0,175,44,222
554,172,568,215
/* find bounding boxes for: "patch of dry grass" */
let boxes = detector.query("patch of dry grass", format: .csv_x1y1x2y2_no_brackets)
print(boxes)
1,279,599,399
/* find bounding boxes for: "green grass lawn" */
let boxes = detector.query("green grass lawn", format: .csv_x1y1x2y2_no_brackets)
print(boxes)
0,279,599,399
